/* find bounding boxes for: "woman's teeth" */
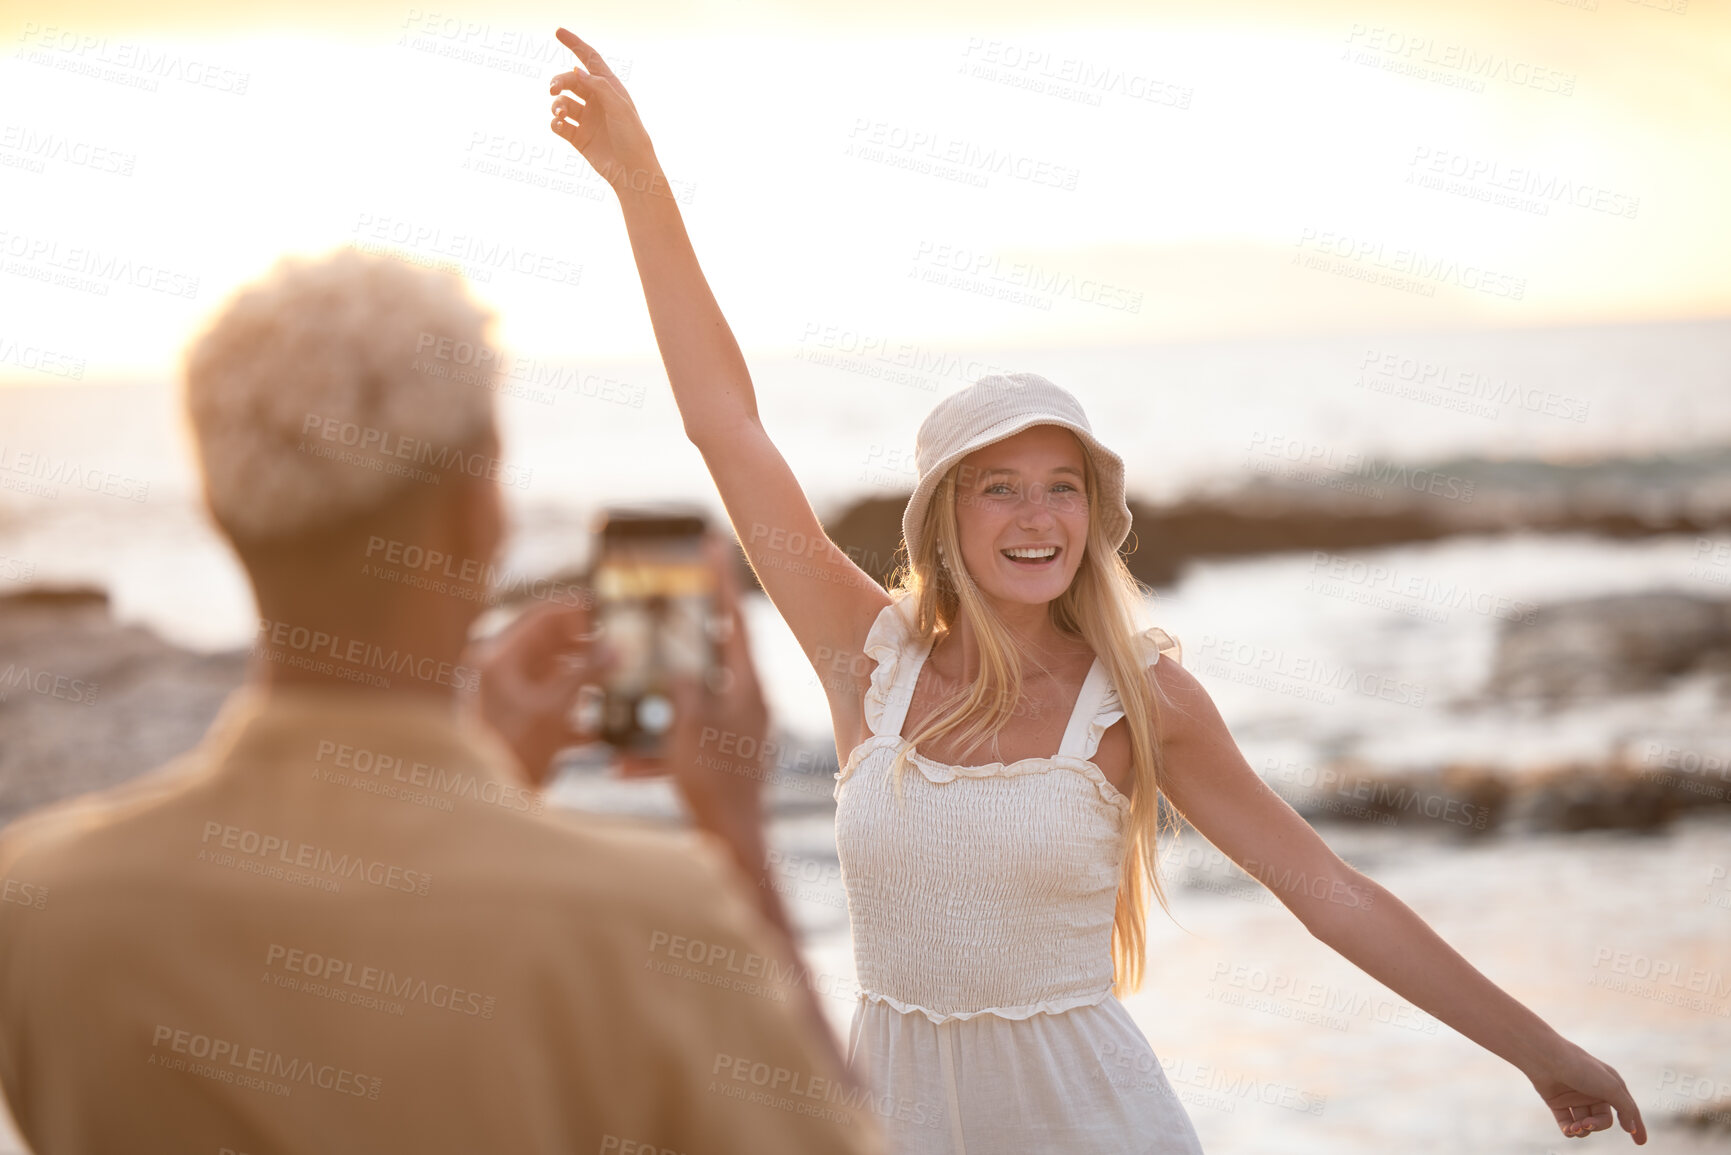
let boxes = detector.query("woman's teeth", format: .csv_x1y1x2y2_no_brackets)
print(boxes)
1002,547,1058,562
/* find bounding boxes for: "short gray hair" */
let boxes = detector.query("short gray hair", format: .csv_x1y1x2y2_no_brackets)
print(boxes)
182,247,498,541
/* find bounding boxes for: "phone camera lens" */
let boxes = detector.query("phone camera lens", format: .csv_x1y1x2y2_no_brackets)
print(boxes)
636,692,674,734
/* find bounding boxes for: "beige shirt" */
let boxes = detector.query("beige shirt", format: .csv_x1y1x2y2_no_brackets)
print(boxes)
0,684,885,1155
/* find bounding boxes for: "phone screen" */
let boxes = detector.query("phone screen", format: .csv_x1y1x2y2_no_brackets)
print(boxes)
587,508,719,769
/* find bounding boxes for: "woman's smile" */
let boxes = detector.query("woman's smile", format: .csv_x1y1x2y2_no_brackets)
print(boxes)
1001,544,1062,567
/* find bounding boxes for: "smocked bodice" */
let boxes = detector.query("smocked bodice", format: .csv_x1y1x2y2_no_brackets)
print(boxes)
832,594,1177,1023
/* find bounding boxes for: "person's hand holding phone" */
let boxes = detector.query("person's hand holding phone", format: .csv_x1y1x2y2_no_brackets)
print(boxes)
468,598,611,791
617,533,770,830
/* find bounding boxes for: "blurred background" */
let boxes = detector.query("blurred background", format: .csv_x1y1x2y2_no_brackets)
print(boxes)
2,0,1729,1151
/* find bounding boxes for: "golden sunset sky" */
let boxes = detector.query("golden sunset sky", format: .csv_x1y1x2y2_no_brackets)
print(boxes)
2,0,1727,384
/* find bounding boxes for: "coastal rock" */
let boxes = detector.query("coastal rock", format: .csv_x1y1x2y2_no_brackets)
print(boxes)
1672,1097,1731,1135
0,587,247,828
1273,759,1513,837
1278,754,1728,836
1503,761,1686,834
1486,591,1731,704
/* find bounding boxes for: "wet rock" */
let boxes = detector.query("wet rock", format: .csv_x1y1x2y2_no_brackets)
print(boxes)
1671,1096,1731,1135
1486,591,1731,704
0,587,247,828
1506,762,1684,834
1278,754,1729,836
1274,759,1512,838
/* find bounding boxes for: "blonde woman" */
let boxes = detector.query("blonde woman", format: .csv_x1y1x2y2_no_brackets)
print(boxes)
546,28,1647,1153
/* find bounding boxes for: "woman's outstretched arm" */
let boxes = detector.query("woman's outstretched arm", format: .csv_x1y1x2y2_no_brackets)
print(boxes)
546,29,890,741
1147,658,1648,1146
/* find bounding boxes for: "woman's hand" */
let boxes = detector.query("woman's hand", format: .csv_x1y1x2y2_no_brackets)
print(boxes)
1525,1038,1647,1143
547,28,668,198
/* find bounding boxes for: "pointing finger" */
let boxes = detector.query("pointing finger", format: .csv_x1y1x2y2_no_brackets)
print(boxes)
555,27,619,81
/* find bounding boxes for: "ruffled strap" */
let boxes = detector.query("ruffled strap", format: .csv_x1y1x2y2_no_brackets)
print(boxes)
1141,624,1181,667
859,593,924,739
833,595,926,799
1070,625,1181,761
834,602,927,800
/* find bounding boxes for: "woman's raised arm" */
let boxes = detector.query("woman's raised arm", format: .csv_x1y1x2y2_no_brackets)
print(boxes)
546,29,890,724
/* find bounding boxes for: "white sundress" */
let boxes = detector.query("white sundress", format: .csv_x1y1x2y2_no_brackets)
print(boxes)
834,593,1207,1154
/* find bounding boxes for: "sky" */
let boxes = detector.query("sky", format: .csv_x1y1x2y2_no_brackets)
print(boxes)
2,0,1728,385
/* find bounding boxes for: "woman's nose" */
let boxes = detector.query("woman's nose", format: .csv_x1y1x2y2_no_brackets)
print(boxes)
1018,485,1058,519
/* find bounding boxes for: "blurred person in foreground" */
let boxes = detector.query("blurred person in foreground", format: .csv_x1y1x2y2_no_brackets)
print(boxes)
0,249,883,1154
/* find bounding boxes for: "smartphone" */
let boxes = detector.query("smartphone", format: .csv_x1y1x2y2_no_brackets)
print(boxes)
585,505,722,772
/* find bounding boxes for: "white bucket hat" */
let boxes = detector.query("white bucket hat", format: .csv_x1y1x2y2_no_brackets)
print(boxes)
901,372,1133,562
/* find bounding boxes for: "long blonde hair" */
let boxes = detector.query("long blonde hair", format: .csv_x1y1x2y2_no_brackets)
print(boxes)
887,443,1186,996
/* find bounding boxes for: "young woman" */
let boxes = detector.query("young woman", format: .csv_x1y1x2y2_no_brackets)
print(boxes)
545,28,1647,1153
